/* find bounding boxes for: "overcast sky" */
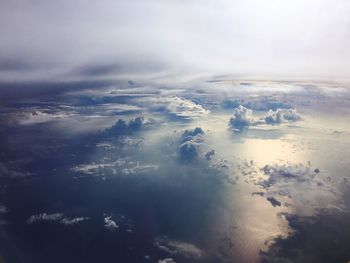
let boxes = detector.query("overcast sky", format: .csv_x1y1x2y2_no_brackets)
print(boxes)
1,0,350,81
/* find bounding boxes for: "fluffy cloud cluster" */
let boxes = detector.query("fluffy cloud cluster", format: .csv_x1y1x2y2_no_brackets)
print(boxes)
147,96,209,119
264,108,302,124
104,117,146,135
256,163,336,211
155,237,203,259
103,214,134,233
229,105,255,130
229,105,302,130
26,213,88,225
178,127,205,161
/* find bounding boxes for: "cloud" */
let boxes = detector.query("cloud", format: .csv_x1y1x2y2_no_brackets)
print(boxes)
104,216,118,231
155,237,203,259
104,117,145,135
0,162,27,178
228,105,302,130
179,127,205,143
26,213,88,225
229,105,256,130
178,127,205,161
158,258,176,263
60,217,89,225
283,109,302,122
264,109,283,124
266,196,282,207
0,204,8,214
2,0,350,81
205,149,215,160
71,159,158,178
148,96,209,120
264,108,302,124
256,163,337,210
26,213,64,224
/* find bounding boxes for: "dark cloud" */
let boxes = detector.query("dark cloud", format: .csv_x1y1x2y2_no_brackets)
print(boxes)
264,109,283,125
205,149,215,160
104,117,148,135
178,127,205,161
261,206,350,263
266,196,282,207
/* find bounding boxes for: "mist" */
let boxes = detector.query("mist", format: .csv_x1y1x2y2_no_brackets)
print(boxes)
1,0,350,82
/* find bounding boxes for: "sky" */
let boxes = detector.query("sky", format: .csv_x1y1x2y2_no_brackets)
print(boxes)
1,0,350,82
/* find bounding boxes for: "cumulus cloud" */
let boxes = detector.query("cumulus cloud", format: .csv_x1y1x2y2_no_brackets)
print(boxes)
104,117,146,135
229,105,256,130
179,127,205,143
283,109,302,122
256,163,337,211
178,127,205,161
264,109,283,124
155,237,203,259
148,96,209,119
228,105,302,130
264,108,302,124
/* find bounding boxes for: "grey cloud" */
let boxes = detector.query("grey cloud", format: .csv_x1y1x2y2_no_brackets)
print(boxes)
257,163,336,210
1,0,350,81
205,149,215,160
264,109,283,124
155,237,203,259
104,116,154,135
266,196,282,207
178,127,205,161
283,109,302,121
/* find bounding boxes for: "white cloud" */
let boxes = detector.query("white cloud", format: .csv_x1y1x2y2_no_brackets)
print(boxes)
60,217,89,225
104,216,118,231
229,105,257,130
229,105,302,130
26,213,89,225
155,237,203,259
257,163,338,212
146,96,209,119
158,258,176,263
71,159,158,178
26,213,64,224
